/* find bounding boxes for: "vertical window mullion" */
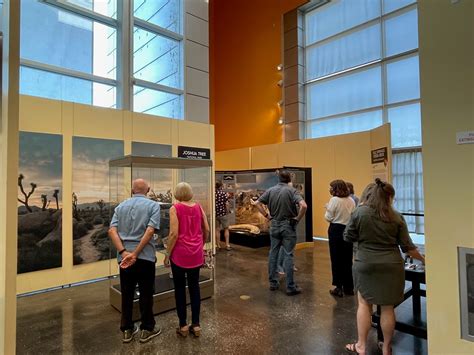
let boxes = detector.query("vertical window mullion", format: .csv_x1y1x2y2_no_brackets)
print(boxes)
117,0,132,110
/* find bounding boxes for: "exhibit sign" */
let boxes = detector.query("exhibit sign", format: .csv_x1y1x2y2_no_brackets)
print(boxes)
72,137,124,265
371,147,389,182
456,131,474,145
178,146,210,160
18,132,63,274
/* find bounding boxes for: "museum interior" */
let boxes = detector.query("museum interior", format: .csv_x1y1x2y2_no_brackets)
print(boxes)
0,0,473,354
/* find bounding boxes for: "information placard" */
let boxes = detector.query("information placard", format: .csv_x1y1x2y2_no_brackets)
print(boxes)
177,146,211,160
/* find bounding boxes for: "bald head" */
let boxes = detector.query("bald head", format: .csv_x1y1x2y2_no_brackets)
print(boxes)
132,179,149,195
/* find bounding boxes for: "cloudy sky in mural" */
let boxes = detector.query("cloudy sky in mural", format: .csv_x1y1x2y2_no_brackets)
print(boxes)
19,132,63,207
72,137,123,204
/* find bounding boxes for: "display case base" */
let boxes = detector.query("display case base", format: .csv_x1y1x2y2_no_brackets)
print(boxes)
110,271,214,320
227,231,270,248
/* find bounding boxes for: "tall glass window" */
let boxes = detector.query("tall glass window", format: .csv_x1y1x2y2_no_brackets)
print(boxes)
304,0,423,243
19,0,184,118
305,0,420,148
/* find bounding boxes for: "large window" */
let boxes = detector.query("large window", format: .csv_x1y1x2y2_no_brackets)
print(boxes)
20,0,184,119
305,0,420,148
304,0,424,242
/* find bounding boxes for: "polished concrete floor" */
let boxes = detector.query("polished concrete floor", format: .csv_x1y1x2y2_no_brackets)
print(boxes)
17,241,427,354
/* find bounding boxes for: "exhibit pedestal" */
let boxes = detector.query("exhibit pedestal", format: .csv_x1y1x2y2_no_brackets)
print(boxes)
109,269,214,319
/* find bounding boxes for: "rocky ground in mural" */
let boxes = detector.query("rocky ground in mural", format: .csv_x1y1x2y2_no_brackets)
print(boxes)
73,202,115,265
17,207,62,274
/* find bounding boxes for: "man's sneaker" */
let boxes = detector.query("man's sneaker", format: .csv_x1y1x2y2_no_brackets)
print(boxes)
122,325,139,343
139,327,162,343
269,284,279,291
286,286,302,296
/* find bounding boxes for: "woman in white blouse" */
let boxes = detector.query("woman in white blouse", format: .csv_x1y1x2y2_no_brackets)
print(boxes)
325,180,356,297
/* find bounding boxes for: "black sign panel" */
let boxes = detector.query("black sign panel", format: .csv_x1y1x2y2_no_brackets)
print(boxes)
371,147,388,164
178,146,210,160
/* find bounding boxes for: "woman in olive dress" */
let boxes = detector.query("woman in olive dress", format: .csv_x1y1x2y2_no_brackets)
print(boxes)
343,179,424,355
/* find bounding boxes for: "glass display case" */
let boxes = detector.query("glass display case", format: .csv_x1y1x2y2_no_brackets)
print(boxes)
108,156,214,316
216,167,312,247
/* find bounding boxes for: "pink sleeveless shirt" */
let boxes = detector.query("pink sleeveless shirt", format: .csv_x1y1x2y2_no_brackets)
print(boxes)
170,203,205,268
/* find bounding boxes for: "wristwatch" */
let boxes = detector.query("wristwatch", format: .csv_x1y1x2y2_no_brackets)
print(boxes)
118,248,126,255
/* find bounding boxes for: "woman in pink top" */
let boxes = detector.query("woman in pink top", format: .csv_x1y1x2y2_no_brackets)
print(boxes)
165,182,210,337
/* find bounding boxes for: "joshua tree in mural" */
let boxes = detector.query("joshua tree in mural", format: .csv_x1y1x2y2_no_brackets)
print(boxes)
41,194,48,211
96,199,106,217
17,174,37,213
53,189,60,210
72,192,79,219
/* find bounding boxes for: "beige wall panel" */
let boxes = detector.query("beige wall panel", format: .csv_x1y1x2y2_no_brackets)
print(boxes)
123,111,132,155
19,95,62,134
334,132,372,197
177,120,211,148
186,67,209,98
185,0,208,20
419,0,474,353
132,112,173,144
73,103,123,139
304,137,336,238
251,144,279,169
186,94,209,124
370,123,391,151
277,140,305,167
186,40,209,72
215,148,251,171
186,13,208,46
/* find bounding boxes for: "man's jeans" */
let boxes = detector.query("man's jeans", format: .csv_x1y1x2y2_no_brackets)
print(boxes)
268,220,297,291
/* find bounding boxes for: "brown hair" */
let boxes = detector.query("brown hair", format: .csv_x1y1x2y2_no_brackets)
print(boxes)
329,180,350,198
366,178,399,222
346,182,355,195
359,183,375,205
278,170,291,183
215,181,223,189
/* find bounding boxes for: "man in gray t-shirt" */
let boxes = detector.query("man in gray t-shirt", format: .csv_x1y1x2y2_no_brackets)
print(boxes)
256,170,307,295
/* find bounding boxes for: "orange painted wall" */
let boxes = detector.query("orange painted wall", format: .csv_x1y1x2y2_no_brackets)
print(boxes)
210,0,308,151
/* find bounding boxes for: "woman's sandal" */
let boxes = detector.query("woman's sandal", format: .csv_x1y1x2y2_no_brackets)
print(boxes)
176,325,189,337
345,343,362,354
189,324,201,337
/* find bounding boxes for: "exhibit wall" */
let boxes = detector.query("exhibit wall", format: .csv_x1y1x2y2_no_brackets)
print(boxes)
210,0,308,151
216,124,390,238
16,95,215,294
419,0,474,353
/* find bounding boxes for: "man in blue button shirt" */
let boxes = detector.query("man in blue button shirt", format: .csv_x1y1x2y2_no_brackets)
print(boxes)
108,178,161,344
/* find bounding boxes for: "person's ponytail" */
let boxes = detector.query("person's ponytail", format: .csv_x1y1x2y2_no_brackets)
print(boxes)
367,178,398,222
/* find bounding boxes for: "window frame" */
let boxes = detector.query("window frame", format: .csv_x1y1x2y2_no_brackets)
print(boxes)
20,0,185,116
303,1,419,142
